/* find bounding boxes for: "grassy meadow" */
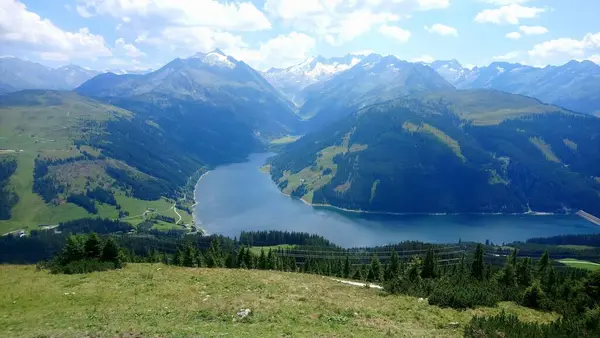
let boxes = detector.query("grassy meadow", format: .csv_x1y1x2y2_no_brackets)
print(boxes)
0,264,558,338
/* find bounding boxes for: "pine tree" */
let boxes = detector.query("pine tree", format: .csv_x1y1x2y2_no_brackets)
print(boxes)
84,233,103,259
182,243,197,267
236,248,245,268
471,244,485,281
61,235,85,264
173,249,183,266
343,256,351,278
421,248,437,279
196,251,206,268
258,249,267,270
509,248,518,266
352,267,363,281
243,247,252,269
101,237,124,268
389,250,400,280
367,255,383,282
499,256,517,287
207,238,224,268
537,251,550,276
517,257,533,287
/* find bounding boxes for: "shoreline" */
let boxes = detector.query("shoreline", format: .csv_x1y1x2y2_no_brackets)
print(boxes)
277,187,560,217
192,170,211,232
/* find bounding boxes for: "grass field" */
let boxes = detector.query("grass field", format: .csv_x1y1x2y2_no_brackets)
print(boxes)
249,244,296,255
557,245,598,251
270,135,302,145
0,264,557,338
558,258,600,271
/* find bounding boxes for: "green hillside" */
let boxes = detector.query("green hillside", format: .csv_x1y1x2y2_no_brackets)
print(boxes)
269,90,600,214
0,91,224,233
0,264,556,338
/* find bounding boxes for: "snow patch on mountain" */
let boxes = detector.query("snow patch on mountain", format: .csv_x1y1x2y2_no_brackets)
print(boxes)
190,49,236,69
263,54,365,100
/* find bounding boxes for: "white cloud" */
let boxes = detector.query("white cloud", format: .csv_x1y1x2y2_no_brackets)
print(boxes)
142,27,248,54
264,0,439,46
484,0,534,4
231,32,316,70
424,23,458,36
417,0,450,10
115,38,146,58
474,4,545,25
493,51,521,60
353,49,375,56
519,25,548,35
587,55,600,65
379,25,411,42
0,0,111,61
77,0,271,31
506,32,521,39
527,32,600,64
411,54,435,63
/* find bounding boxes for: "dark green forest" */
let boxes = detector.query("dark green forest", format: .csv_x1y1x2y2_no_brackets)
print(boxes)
0,157,18,220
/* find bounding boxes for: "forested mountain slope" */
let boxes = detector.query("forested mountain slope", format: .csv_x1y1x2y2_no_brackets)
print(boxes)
0,90,262,233
269,90,600,215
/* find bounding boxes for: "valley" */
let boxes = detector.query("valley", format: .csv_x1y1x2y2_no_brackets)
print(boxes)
1,50,600,241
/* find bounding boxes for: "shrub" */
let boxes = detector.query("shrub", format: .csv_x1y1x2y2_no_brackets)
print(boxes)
522,282,548,310
465,309,600,338
428,279,501,309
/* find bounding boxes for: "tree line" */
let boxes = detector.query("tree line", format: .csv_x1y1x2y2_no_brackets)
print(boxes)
0,157,18,219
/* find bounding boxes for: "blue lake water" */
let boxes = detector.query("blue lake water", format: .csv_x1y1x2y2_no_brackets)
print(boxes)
194,153,600,248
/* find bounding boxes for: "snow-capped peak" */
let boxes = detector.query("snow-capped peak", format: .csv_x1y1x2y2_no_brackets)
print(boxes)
190,49,236,69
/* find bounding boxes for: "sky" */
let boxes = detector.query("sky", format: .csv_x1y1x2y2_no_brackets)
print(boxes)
1,0,599,72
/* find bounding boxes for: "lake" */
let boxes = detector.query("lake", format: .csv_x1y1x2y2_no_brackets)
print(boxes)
194,153,600,248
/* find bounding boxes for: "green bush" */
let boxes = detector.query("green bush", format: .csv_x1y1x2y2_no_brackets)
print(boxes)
51,259,115,274
522,282,548,310
428,279,501,310
464,309,600,338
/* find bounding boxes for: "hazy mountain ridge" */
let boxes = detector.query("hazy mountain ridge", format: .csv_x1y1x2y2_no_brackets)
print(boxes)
297,54,455,130
77,50,300,137
429,59,600,115
0,58,100,92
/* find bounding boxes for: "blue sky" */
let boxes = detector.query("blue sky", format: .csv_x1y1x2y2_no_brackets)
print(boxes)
1,0,599,71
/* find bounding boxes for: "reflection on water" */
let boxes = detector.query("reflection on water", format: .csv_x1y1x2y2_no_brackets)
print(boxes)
194,153,599,248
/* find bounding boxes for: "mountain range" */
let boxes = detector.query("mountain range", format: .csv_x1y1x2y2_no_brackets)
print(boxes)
77,49,299,137
1,50,600,230
428,60,600,115
263,54,364,105
0,57,153,95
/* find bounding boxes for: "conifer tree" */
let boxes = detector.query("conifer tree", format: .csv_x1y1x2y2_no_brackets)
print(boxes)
62,235,85,264
101,237,124,268
197,250,206,268
259,249,267,270
421,248,437,279
343,256,351,278
182,243,196,267
471,244,485,281
173,249,183,266
84,233,103,259
389,250,400,280
538,251,550,276
352,267,363,281
236,248,245,268
367,255,383,282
